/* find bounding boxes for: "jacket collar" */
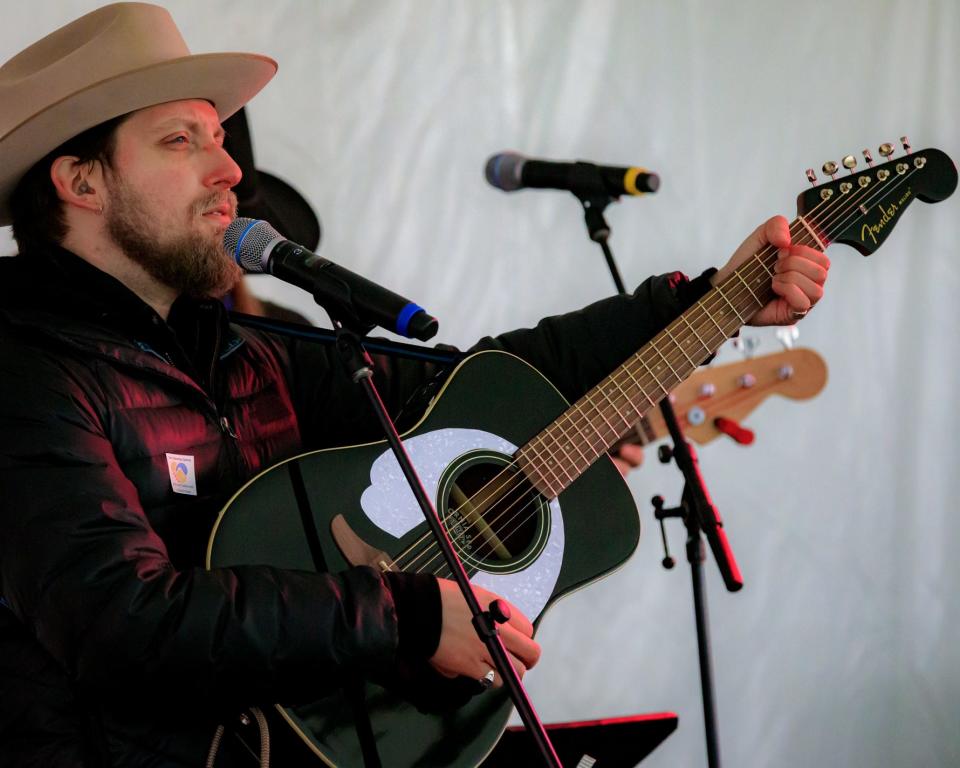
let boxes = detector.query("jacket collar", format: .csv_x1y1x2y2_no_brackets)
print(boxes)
0,245,245,392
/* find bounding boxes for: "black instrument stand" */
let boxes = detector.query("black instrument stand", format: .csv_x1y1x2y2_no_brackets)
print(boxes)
576,186,742,768
328,314,563,768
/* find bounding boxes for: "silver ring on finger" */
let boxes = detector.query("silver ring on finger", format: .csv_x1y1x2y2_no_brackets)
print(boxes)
478,669,495,689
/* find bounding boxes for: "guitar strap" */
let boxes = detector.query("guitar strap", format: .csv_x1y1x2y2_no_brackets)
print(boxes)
286,461,383,768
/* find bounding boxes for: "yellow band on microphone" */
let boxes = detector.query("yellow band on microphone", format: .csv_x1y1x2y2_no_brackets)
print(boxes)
623,167,648,196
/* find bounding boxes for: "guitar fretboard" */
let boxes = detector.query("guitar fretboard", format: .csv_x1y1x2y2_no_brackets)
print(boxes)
515,238,786,499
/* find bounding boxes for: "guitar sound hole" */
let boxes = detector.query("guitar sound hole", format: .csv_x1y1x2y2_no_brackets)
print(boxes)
439,453,548,575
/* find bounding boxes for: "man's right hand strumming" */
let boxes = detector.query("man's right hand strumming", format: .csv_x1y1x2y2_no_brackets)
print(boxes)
429,579,541,689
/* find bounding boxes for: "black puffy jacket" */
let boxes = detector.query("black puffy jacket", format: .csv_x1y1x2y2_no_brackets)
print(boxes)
0,246,712,766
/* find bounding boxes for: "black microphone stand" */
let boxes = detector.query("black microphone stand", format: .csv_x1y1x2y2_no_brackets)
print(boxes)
306,290,563,768
574,181,742,768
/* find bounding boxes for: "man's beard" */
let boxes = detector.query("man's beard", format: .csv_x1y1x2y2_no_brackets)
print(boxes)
104,177,242,299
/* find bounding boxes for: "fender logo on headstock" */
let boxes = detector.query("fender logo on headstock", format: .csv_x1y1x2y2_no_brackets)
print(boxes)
860,187,912,245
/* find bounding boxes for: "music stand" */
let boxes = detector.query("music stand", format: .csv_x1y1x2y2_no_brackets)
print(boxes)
481,712,678,768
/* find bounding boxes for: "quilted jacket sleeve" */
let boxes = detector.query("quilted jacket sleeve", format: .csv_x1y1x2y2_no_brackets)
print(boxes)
291,270,715,447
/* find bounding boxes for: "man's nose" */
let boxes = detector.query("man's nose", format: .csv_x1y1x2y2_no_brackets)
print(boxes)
206,143,242,190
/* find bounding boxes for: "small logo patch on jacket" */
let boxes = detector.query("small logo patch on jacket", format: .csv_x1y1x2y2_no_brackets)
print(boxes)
166,453,197,496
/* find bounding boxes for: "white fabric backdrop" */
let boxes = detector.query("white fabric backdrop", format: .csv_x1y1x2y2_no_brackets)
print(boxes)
2,2,958,766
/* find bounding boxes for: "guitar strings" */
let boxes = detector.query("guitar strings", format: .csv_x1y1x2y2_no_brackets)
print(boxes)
390,226,801,573
391,238,788,574
398,167,909,579
391,163,922,578
392,200,825,574
447,165,923,573
450,165,925,573
394,171,887,576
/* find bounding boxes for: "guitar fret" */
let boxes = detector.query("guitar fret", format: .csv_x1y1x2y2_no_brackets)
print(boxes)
555,414,595,468
600,376,640,429
733,269,764,307
524,437,565,494
549,442,577,485
565,409,605,463
571,402,610,453
714,284,748,324
649,339,682,382
700,303,727,338
622,360,658,408
635,354,670,399
665,326,696,368
551,434,586,479
585,389,624,440
679,314,711,356
604,374,641,431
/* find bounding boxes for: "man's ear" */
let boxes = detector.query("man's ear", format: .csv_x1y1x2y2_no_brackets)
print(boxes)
50,156,104,215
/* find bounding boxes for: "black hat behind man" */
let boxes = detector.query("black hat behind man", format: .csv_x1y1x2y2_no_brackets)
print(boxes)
222,108,321,252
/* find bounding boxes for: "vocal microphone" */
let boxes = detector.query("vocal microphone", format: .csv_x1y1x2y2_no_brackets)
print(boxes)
224,218,439,341
485,152,660,197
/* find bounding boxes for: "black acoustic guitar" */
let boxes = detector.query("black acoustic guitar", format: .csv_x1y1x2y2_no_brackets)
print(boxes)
207,144,956,767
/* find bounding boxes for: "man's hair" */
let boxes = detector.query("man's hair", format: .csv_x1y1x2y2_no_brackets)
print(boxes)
10,114,129,254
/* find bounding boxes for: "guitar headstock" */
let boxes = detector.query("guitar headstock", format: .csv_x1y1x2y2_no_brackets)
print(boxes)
796,140,957,256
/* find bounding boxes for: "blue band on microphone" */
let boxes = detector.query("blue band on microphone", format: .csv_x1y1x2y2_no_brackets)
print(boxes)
232,219,260,263
396,303,424,337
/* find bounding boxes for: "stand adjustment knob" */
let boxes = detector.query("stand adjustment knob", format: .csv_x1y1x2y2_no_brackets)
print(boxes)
488,599,511,625
650,495,675,569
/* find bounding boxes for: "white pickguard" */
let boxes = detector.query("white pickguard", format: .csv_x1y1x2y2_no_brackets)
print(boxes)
359,428,564,620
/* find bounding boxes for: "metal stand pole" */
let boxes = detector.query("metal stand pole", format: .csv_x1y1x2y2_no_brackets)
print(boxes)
576,182,740,768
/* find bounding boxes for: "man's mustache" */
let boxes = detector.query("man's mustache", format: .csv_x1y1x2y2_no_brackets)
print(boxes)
192,191,238,217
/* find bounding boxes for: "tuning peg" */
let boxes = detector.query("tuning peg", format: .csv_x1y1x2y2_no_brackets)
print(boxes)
698,382,716,398
776,325,800,350
879,142,895,158
822,160,839,179
900,135,912,155
842,155,857,173
714,416,755,446
805,168,817,186
862,148,875,167
738,373,757,388
778,364,795,380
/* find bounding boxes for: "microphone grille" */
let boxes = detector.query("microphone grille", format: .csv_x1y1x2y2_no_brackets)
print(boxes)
224,217,281,273
484,152,526,192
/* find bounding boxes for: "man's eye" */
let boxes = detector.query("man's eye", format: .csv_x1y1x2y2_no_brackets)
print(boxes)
168,135,189,145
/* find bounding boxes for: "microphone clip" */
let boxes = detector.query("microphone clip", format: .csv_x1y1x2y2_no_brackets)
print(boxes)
569,162,616,243
307,260,376,338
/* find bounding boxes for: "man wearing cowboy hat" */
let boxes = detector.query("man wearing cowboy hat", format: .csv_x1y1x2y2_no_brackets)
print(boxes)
0,3,828,765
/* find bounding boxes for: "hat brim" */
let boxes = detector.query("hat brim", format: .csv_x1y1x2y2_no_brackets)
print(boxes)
0,51,277,226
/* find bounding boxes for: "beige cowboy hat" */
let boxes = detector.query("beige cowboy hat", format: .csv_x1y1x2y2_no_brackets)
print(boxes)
0,2,278,226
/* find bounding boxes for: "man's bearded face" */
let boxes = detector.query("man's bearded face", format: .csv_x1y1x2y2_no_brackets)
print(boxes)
104,171,242,299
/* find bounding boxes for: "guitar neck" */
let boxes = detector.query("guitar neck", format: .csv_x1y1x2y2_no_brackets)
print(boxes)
515,225,796,499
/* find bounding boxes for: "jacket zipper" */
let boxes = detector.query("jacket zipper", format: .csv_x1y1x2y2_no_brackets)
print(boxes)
218,415,239,439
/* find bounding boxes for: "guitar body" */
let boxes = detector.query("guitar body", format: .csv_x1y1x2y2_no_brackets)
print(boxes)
208,350,641,767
